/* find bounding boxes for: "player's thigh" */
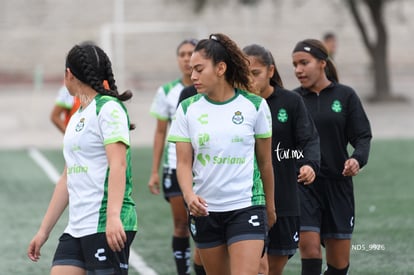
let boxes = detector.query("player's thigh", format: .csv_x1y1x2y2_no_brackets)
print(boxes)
198,244,230,275
229,240,263,275
51,265,85,275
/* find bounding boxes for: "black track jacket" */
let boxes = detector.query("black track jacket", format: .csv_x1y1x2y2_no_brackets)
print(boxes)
294,82,372,179
266,85,320,216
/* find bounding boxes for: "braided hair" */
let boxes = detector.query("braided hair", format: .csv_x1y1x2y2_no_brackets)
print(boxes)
66,44,135,129
66,44,133,101
194,33,255,93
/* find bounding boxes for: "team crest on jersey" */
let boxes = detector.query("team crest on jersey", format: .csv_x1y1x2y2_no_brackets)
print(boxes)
331,100,342,113
75,118,85,132
277,108,288,123
232,111,244,124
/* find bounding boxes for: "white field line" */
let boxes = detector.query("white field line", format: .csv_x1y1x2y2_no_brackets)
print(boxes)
27,147,158,275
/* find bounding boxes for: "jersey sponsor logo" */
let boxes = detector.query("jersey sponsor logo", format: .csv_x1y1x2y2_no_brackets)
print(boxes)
196,153,246,166
277,108,288,123
67,164,88,174
94,248,107,261
108,109,122,135
198,133,210,147
232,111,244,125
75,117,85,132
231,136,244,143
331,100,342,113
274,142,304,162
213,156,245,164
248,215,260,226
119,263,129,269
196,153,210,167
197,114,208,125
110,109,120,119
71,145,81,152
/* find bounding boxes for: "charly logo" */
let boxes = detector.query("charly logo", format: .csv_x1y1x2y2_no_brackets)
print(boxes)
94,248,107,261
75,118,85,132
232,111,244,124
197,153,211,167
331,100,342,113
197,114,208,125
277,108,288,123
293,231,299,242
248,215,260,227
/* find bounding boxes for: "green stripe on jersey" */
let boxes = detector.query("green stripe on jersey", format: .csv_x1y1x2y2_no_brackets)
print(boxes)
97,149,138,232
238,89,263,111
251,156,265,205
162,78,181,95
180,93,203,115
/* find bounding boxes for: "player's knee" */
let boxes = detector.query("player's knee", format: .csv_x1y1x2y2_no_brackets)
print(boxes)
173,219,189,236
299,242,322,258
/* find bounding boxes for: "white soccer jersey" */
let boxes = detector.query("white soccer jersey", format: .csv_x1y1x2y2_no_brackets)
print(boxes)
55,86,75,109
149,79,185,169
168,90,272,212
63,95,137,237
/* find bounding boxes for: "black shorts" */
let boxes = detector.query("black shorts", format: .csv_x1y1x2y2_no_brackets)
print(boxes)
189,205,267,249
267,216,299,257
52,231,136,274
298,178,355,239
162,168,183,201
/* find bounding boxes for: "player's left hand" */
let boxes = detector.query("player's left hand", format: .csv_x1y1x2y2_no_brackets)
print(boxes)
342,158,360,176
106,216,127,252
297,165,316,185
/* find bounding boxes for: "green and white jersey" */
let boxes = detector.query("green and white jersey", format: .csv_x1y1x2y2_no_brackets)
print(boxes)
63,94,137,237
149,79,185,169
168,89,272,212
55,86,74,109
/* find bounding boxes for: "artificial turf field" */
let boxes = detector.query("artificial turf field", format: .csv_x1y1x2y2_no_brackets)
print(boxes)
1,139,413,274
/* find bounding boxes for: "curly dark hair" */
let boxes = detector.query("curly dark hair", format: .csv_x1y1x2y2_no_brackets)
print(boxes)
194,33,255,93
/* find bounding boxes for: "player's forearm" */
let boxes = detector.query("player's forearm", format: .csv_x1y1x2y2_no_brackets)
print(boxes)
107,165,126,218
38,172,69,235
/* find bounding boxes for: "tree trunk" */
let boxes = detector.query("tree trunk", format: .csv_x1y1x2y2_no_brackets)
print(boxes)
347,0,403,102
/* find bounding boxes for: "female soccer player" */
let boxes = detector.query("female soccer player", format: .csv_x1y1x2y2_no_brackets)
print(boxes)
28,43,137,274
292,38,372,275
243,44,320,275
168,33,276,275
148,38,198,275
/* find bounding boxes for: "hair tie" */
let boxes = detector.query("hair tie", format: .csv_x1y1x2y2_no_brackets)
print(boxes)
210,34,219,41
103,80,109,90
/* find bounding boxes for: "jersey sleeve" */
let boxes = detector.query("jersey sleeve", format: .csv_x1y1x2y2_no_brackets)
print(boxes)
149,86,169,121
254,99,272,139
346,91,372,168
294,96,321,173
98,101,130,147
167,104,191,143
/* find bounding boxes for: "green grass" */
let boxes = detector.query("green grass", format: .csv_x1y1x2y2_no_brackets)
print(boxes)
1,139,413,274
